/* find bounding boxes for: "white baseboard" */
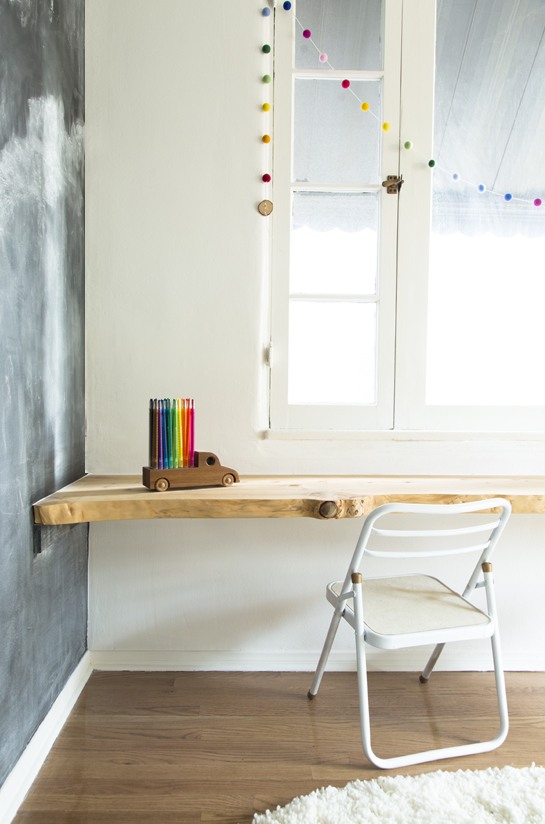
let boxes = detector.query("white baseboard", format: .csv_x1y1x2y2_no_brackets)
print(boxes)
89,649,545,672
0,651,93,824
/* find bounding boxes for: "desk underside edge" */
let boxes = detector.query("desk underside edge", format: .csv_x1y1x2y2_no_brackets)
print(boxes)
33,489,545,526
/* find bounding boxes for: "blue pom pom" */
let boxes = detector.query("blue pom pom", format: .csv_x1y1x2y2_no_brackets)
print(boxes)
478,184,486,193
504,193,513,202
262,7,271,15
452,173,460,181
283,1,292,8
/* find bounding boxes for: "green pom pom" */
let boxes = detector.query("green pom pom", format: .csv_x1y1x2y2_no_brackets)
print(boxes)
262,44,271,53
263,74,271,83
404,140,412,150
428,159,436,168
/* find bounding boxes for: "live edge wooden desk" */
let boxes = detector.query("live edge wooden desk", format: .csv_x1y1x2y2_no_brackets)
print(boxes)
33,475,545,526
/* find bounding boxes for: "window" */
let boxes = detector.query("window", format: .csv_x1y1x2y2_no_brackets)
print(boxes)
269,0,545,432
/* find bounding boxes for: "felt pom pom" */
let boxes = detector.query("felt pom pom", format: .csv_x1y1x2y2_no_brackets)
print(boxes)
534,198,542,207
504,193,512,202
404,140,412,149
263,74,271,83
319,53,328,62
262,44,271,53
303,29,311,38
361,102,369,111
283,1,291,9
478,184,486,192
341,79,350,88
262,103,271,112
452,172,460,181
262,7,271,15
382,122,390,131
262,173,271,182
428,159,435,167
262,134,271,143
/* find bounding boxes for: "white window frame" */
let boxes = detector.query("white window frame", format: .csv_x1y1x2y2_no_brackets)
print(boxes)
269,0,545,434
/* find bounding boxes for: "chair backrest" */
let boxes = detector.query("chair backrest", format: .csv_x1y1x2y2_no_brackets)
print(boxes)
340,498,511,599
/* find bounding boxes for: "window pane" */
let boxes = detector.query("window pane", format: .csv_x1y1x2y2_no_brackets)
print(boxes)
288,301,377,404
291,192,378,295
295,0,382,71
293,79,381,185
427,0,545,406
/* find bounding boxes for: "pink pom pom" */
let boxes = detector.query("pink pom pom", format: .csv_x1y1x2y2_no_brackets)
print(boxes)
534,198,542,207
262,173,271,183
303,29,311,38
319,53,328,63
341,79,350,89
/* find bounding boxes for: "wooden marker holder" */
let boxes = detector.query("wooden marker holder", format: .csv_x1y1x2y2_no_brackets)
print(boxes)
142,452,239,492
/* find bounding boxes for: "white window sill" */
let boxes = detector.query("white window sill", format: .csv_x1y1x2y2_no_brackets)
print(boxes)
262,429,545,442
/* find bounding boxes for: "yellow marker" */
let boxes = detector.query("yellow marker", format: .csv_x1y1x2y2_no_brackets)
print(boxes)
177,399,182,467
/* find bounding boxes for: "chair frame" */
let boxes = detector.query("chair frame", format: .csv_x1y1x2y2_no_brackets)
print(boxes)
308,498,511,769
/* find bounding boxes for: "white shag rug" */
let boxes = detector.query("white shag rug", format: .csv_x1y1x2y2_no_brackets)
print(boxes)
252,765,545,824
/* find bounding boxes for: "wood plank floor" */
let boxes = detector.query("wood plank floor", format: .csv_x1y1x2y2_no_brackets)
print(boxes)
15,670,545,823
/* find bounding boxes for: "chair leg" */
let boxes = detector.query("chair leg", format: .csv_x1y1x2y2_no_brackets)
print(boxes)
352,567,508,769
419,642,445,683
308,607,343,699
484,564,509,744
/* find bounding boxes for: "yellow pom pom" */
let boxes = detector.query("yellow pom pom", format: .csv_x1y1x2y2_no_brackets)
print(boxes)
262,103,271,112
262,134,271,143
361,102,369,111
382,122,390,131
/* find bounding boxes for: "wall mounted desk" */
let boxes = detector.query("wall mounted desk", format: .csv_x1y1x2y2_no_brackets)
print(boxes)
33,474,545,526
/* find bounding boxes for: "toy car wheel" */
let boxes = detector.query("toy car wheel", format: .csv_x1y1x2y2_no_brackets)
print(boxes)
155,478,169,491
222,473,235,487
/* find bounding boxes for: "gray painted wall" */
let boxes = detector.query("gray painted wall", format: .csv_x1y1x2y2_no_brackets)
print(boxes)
0,0,87,787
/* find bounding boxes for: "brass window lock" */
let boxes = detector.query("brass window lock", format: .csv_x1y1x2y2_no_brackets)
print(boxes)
382,175,404,194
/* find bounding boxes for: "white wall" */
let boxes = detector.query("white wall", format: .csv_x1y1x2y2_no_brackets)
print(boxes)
86,0,545,671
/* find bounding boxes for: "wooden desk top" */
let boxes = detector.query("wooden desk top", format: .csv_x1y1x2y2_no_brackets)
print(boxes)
33,474,545,525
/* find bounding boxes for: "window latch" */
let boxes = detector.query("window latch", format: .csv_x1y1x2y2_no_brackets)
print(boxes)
382,175,404,194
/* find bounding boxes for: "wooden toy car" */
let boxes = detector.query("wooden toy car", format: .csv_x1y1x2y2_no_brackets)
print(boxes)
142,451,239,491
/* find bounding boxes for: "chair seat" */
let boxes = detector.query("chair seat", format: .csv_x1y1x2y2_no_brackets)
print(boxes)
329,575,492,648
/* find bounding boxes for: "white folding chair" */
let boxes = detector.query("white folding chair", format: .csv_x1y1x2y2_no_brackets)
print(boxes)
308,498,511,769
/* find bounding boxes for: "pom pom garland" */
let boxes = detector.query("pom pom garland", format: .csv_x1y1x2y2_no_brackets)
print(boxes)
262,134,271,143
262,173,271,182
265,9,545,209
262,44,271,53
262,103,270,112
